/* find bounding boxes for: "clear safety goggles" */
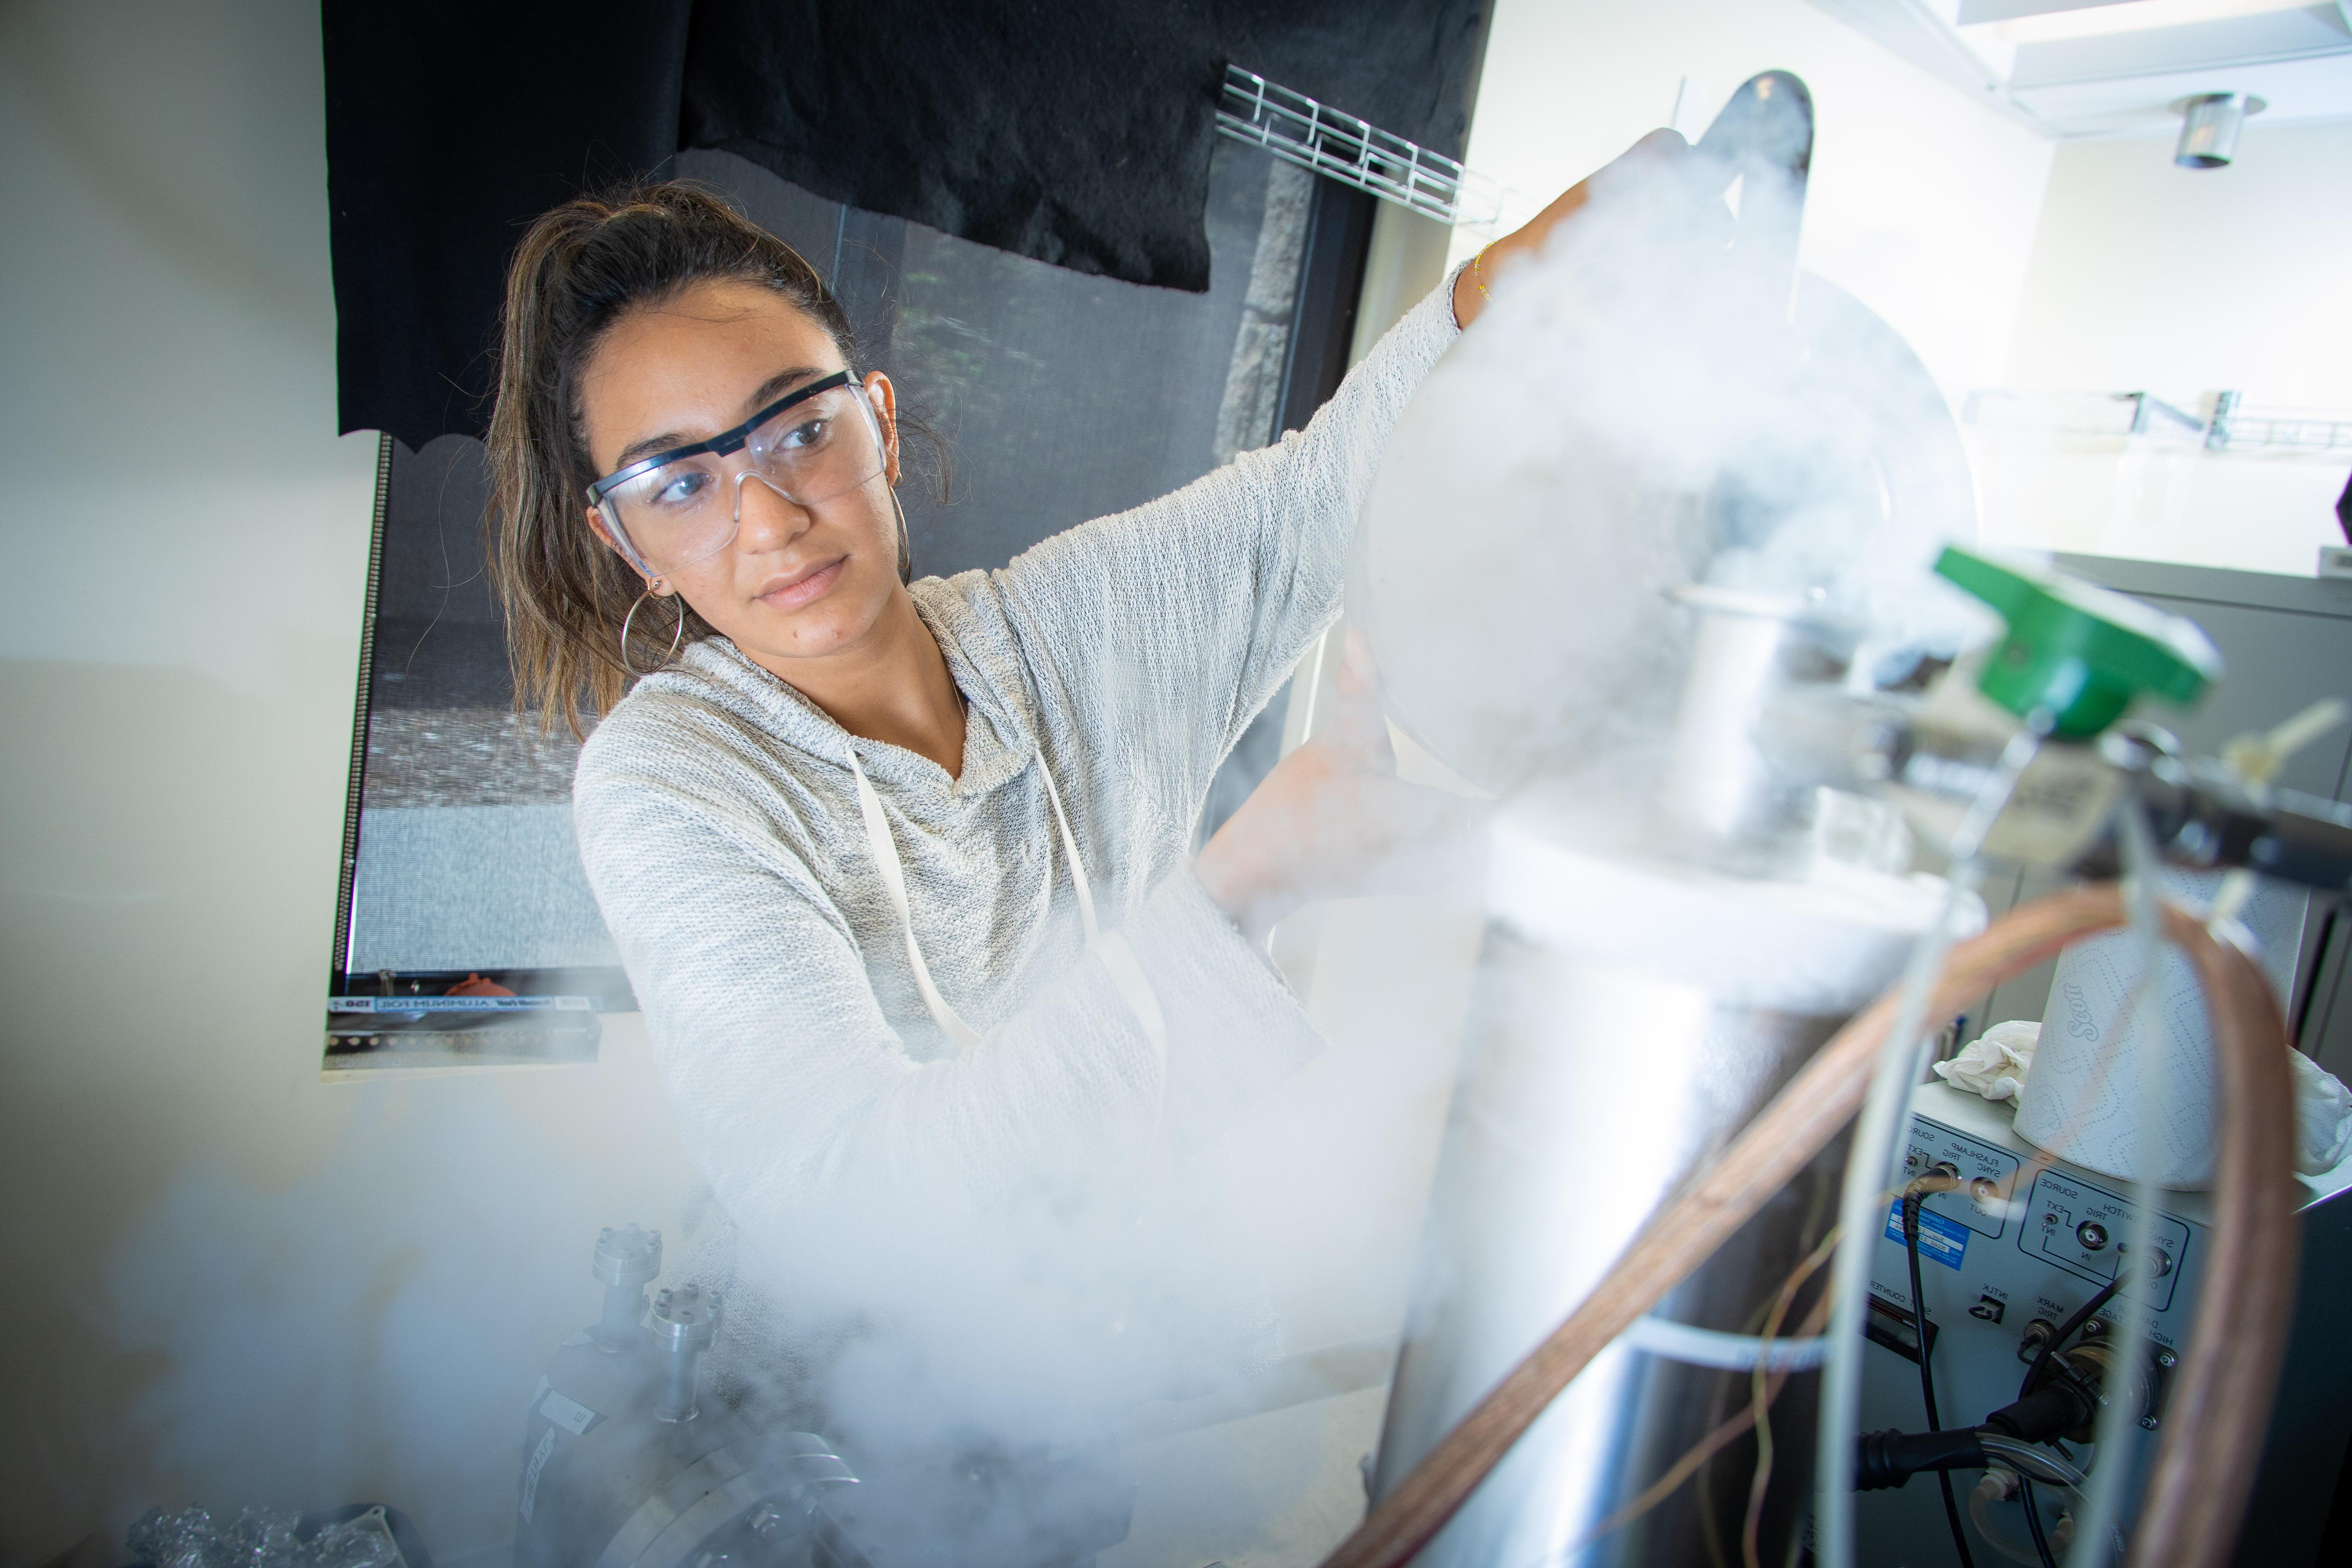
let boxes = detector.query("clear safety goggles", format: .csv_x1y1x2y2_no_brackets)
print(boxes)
586,371,888,576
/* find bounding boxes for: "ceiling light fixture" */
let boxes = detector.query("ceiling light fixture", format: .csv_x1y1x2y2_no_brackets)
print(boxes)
2173,90,2266,165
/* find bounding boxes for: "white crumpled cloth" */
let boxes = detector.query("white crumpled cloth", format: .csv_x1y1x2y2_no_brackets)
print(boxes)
1940,1017,2352,1177
2291,1047,2352,1176
1934,1019,2040,1103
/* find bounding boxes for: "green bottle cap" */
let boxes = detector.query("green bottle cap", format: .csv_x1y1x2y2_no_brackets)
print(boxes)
1934,547,2221,739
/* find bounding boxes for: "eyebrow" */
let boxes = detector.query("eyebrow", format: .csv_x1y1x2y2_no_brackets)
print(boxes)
608,364,833,472
746,364,831,411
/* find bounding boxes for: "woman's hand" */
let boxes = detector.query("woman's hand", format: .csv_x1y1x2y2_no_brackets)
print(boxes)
1196,630,1482,943
1452,127,1700,331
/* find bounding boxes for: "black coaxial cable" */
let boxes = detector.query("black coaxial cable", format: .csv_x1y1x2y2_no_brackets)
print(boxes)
1903,1173,1978,1568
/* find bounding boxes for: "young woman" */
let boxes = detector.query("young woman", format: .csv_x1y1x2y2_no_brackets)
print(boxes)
487,134,1679,1553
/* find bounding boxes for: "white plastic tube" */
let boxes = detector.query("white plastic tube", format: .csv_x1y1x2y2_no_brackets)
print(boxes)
1981,1432,2089,1489
1813,870,1978,1568
2063,800,2168,1566
1619,1314,1830,1372
1816,726,2042,1568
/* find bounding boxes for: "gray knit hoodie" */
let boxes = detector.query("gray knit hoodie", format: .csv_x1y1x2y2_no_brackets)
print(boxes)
572,279,1460,1428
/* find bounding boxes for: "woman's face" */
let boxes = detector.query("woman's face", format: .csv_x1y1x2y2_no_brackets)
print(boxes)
577,278,903,669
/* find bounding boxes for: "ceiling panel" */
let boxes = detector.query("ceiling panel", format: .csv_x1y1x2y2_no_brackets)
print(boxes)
1808,0,2352,137
2008,5,2352,85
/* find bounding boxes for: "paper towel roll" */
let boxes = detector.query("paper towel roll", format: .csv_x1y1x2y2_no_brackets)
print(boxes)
2014,867,2307,1188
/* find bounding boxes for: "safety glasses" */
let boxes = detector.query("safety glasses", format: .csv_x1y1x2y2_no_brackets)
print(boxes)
586,371,888,576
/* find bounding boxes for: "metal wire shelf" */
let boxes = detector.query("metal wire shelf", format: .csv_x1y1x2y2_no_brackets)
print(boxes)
2207,392,2352,455
1216,64,1527,235
1963,389,2206,441
1966,388,2352,456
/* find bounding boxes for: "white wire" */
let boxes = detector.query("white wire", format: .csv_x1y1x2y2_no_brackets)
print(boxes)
1619,1314,1830,1372
1816,723,2043,1568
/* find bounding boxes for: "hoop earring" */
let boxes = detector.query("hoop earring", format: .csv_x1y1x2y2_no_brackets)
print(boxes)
620,584,686,677
890,486,913,583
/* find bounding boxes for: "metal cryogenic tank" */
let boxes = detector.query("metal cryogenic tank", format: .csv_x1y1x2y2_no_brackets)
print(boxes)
1370,772,1962,1563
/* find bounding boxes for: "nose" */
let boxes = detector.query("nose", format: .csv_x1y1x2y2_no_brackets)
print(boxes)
733,471,812,554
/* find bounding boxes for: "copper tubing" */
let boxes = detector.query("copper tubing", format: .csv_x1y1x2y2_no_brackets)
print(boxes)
2127,904,2300,1568
1320,884,2299,1568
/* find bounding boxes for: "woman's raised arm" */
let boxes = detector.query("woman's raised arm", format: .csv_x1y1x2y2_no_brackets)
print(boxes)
991,129,1703,823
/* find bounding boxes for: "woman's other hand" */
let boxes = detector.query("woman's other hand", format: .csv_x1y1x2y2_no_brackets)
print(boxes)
1196,630,1482,943
1452,126,1703,331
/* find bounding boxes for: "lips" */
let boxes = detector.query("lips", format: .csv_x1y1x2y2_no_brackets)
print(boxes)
755,556,848,611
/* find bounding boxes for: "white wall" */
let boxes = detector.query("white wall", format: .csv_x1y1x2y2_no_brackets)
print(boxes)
1454,0,2059,398
1978,120,2352,576
0,3,693,1560
2006,120,2352,415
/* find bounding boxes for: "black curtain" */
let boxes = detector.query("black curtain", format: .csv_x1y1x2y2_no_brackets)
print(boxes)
321,2,695,449
680,0,1486,295
322,0,1486,450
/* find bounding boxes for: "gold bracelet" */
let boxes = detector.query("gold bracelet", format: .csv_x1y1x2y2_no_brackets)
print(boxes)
1472,244,1492,297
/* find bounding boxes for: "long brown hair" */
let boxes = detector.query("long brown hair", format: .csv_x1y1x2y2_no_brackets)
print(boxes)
484,180,864,734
